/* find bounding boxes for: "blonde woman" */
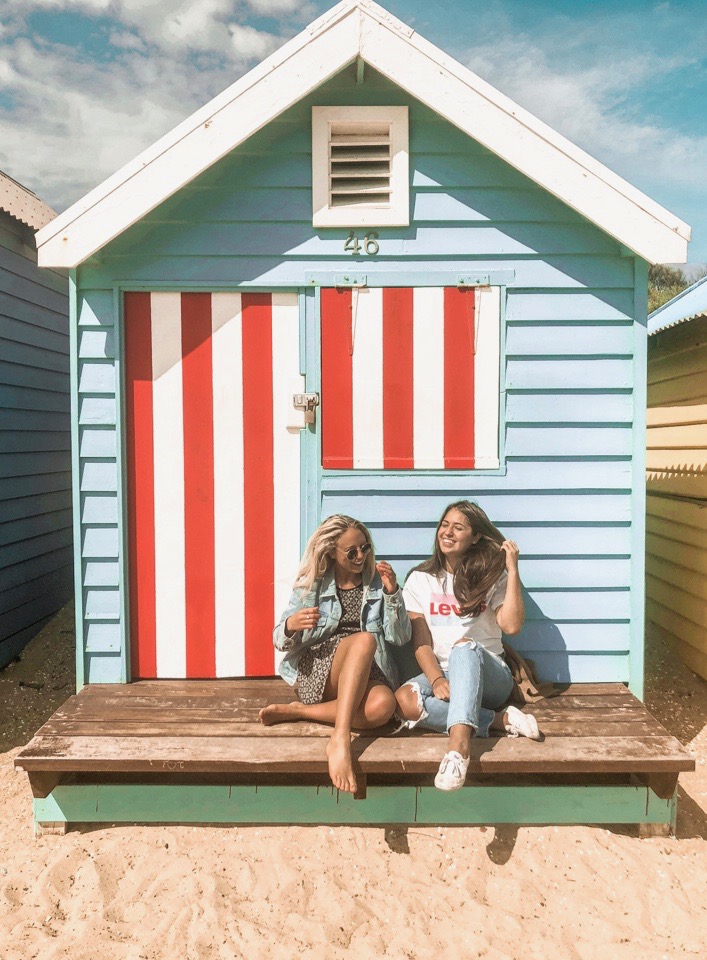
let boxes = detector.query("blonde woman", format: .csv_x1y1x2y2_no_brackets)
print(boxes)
395,501,540,791
260,515,411,794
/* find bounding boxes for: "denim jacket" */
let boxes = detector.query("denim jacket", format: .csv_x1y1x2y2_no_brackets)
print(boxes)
273,568,411,688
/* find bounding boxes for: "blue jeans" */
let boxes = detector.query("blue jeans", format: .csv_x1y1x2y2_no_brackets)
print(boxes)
405,641,514,737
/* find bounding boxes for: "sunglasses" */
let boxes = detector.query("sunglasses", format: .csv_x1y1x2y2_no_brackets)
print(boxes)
339,542,372,561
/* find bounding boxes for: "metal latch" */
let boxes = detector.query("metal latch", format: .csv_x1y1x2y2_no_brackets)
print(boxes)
293,392,320,424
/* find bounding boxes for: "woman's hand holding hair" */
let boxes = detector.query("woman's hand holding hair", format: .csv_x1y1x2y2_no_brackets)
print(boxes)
376,561,398,594
495,541,525,635
499,540,520,572
286,606,320,634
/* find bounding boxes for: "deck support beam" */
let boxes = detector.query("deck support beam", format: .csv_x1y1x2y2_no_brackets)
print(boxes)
33,782,676,833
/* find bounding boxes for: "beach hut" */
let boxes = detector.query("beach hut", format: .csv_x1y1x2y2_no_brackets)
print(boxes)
0,171,71,668
646,276,707,682
16,0,694,834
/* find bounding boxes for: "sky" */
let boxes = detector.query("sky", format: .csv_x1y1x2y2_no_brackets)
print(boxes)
1,0,705,265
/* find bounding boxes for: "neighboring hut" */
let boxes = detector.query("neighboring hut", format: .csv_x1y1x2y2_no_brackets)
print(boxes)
646,275,707,681
0,171,71,668
16,0,694,833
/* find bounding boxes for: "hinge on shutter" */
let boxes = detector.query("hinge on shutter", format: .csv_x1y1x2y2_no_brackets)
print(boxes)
457,270,515,287
457,275,491,287
334,274,367,288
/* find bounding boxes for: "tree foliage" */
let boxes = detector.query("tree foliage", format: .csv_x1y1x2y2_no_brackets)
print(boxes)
648,264,690,313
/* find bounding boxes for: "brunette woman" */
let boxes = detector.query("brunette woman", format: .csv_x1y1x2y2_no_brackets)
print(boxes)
260,515,411,794
395,500,540,791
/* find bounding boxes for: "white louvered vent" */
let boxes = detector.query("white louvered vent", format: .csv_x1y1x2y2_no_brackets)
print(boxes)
329,122,391,208
312,106,409,227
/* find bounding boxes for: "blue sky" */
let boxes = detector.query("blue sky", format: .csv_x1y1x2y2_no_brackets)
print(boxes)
1,0,705,264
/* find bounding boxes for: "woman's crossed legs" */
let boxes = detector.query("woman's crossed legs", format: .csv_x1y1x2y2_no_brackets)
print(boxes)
259,631,396,794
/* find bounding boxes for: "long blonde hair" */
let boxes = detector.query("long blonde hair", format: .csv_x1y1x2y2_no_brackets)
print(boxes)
413,501,506,617
294,515,376,593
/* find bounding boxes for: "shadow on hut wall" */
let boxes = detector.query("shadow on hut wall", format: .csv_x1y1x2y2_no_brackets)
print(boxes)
511,590,570,686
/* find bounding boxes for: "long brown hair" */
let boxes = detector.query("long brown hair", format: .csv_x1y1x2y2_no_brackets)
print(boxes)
413,501,506,616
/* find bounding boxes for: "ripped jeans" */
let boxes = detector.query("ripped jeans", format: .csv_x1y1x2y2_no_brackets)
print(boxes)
404,641,514,737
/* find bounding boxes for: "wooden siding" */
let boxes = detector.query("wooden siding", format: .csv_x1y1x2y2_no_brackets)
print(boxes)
0,211,72,667
646,316,707,680
74,66,643,686
647,316,707,498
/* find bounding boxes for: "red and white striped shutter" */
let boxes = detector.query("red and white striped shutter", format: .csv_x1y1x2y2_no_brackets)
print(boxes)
124,292,302,679
321,286,501,469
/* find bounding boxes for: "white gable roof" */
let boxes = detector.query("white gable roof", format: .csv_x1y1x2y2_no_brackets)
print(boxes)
36,0,690,267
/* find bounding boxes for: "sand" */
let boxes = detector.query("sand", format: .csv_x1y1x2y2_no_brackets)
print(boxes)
0,608,705,960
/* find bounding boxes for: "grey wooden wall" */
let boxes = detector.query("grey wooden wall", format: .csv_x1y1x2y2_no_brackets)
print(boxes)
0,209,72,668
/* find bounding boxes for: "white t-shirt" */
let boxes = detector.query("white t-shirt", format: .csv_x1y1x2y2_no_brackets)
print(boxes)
403,569,507,668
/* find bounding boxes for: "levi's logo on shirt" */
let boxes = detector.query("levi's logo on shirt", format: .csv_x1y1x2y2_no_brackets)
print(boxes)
428,592,486,623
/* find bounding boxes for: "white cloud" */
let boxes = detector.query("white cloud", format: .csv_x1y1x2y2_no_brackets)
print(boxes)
0,0,294,209
227,22,281,59
5,1,286,54
246,0,314,13
461,14,707,189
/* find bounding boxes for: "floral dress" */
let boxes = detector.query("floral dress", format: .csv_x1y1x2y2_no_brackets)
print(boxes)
296,583,391,704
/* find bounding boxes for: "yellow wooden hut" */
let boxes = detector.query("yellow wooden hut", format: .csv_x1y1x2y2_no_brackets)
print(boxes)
646,275,707,681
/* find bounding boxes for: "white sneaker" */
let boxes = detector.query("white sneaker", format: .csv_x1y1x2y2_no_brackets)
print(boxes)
504,705,541,740
434,750,470,791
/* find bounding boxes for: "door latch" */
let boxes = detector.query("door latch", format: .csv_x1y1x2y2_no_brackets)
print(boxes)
292,392,320,424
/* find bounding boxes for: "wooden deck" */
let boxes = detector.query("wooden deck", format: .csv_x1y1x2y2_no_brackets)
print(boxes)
14,680,695,831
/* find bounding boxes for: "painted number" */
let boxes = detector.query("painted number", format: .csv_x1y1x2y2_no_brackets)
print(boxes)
364,232,379,255
344,232,379,256
344,232,361,255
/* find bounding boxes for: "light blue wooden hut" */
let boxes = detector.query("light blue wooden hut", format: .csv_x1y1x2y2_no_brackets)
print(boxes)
0,171,71,667
18,0,694,832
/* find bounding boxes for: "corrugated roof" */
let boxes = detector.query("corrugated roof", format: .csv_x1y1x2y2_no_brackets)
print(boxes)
0,170,57,231
648,274,707,335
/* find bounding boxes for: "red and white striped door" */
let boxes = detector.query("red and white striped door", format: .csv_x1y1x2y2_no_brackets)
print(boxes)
124,291,303,679
321,286,501,470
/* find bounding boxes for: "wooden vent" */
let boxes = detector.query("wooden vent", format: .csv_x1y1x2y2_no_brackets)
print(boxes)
329,121,391,208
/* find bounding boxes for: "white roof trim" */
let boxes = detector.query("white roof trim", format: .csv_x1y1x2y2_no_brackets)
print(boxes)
36,0,690,267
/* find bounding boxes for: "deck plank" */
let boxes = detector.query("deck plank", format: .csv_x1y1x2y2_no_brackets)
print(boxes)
47,703,649,725
75,680,631,699
35,718,663,739
15,733,695,774
49,692,643,717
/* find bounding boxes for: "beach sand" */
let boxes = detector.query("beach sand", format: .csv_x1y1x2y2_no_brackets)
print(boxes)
1,607,705,960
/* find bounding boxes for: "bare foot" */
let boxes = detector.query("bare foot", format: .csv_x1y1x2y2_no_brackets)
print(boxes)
326,731,357,794
258,702,303,725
